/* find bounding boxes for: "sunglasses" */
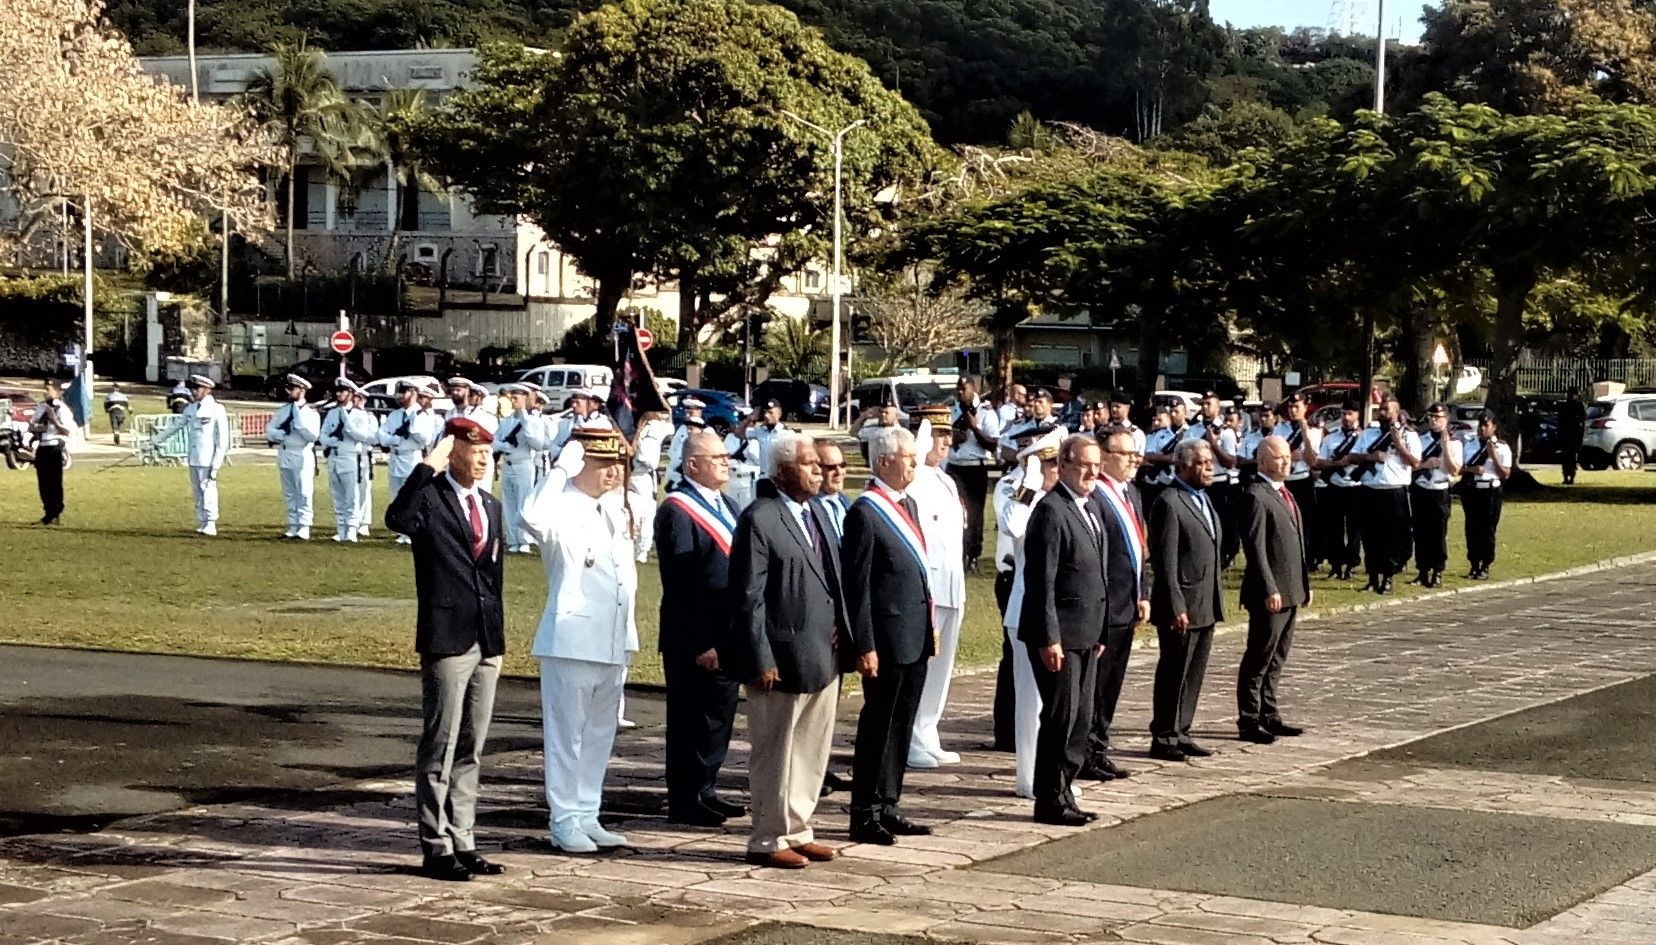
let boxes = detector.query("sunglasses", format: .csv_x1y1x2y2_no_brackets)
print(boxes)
820,463,847,472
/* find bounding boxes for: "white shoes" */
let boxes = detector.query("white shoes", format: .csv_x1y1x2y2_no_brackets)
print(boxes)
395,535,412,546
333,531,356,543
550,822,598,854
581,818,628,849
283,527,297,539
200,523,217,537
356,527,370,539
296,527,310,540
617,718,637,730
934,750,962,765
908,752,941,769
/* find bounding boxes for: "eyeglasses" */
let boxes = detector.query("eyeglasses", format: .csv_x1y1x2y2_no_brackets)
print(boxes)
820,463,847,471
689,454,730,464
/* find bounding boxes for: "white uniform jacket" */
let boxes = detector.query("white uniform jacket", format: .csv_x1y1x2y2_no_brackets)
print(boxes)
183,396,231,470
911,463,967,609
265,401,321,470
378,407,441,479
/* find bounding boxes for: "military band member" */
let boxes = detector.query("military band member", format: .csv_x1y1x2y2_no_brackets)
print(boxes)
949,377,1001,571
446,378,499,485
266,374,321,539
631,409,673,499
1148,438,1223,761
1000,428,1063,797
350,388,377,539
990,420,1049,752
655,430,746,826
1460,411,1512,580
1409,404,1462,588
319,379,378,542
738,399,789,480
1236,436,1311,744
182,375,231,536
1355,396,1420,594
385,420,507,883
1084,427,1150,782
1315,401,1366,580
1274,393,1322,566
494,384,552,554
664,396,708,488
548,387,613,452
908,405,967,769
521,428,654,854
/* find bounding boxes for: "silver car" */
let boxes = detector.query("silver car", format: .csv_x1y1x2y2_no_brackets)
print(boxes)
1580,395,1656,470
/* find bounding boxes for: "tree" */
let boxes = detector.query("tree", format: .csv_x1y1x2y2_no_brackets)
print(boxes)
0,0,272,260
367,88,443,271
414,1,944,346
244,40,369,278
859,273,989,372
763,316,831,380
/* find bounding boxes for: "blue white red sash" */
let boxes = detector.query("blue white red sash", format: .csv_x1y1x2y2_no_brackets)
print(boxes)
856,484,928,574
664,488,734,556
1094,479,1146,593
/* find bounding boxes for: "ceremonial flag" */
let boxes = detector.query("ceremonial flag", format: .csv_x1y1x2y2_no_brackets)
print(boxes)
606,324,668,440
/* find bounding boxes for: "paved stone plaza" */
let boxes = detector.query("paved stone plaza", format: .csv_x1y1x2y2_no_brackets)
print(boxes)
3,567,1656,945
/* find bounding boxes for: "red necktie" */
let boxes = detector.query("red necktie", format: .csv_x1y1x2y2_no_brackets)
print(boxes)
1280,486,1300,531
467,493,486,559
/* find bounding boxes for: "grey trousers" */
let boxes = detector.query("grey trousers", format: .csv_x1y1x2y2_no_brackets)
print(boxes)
416,644,501,856
1237,607,1296,728
1150,624,1214,748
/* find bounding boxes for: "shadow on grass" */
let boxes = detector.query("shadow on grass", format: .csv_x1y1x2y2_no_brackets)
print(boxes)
1512,481,1656,505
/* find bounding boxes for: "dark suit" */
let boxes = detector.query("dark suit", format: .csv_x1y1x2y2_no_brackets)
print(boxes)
1087,478,1150,763
384,464,505,858
842,487,935,825
654,484,743,814
1148,482,1224,749
1018,484,1108,814
1236,480,1310,731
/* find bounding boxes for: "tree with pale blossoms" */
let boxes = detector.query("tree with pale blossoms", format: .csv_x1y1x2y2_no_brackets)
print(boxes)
0,0,274,261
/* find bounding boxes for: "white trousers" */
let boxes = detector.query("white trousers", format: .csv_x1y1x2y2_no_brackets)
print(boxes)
327,459,359,535
279,463,314,529
1007,623,1042,798
910,604,963,758
188,466,219,528
387,472,409,535
500,461,536,547
353,457,373,533
538,656,626,829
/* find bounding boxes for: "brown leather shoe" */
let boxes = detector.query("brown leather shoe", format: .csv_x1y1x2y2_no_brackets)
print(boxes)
744,848,808,869
792,842,839,862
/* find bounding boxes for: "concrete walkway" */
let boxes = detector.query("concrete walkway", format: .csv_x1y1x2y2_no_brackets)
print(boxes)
2,568,1655,944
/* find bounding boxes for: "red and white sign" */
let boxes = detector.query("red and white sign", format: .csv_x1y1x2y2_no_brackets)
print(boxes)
636,327,654,352
330,330,355,355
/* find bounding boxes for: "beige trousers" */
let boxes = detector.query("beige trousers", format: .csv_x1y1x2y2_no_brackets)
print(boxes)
745,683,839,853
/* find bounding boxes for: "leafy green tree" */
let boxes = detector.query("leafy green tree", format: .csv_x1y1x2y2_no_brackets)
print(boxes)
414,0,944,346
763,316,831,381
366,88,442,271
243,40,370,278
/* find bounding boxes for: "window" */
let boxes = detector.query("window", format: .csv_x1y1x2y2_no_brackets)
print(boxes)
536,252,550,276
409,65,444,80
805,270,821,289
479,245,500,276
543,370,565,387
415,244,437,260
1632,400,1656,422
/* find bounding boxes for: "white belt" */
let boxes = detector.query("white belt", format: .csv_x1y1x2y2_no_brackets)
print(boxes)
1413,479,1449,490
1286,471,1311,481
1471,480,1500,490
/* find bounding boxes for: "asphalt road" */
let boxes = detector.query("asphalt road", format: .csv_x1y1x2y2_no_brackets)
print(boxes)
0,644,663,836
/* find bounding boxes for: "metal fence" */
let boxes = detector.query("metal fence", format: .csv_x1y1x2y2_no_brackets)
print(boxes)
1463,357,1656,395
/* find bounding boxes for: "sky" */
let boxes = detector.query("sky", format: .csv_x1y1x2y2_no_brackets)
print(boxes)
1208,0,1430,45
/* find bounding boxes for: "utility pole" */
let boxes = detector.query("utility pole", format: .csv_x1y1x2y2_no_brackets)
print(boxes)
1373,0,1387,114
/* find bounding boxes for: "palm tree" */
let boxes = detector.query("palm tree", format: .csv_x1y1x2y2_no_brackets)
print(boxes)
763,315,831,381
244,41,369,279
366,88,443,271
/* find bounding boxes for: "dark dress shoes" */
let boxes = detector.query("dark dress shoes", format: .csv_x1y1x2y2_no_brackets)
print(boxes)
455,851,504,876
1079,756,1130,780
821,770,852,794
1148,743,1187,762
880,813,931,836
1034,806,1091,827
1238,726,1276,745
1264,720,1305,737
702,795,748,819
1377,575,1394,595
1178,741,1214,758
848,820,896,846
418,853,473,882
668,803,726,828
745,849,808,869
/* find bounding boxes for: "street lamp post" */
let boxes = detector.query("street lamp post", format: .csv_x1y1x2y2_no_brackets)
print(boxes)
783,111,866,431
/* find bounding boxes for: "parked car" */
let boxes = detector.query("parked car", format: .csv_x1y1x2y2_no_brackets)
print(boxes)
1153,390,1203,416
1294,381,1363,410
513,363,613,409
1580,394,1656,470
266,358,369,401
668,388,749,436
358,375,456,421
1164,375,1244,401
848,376,953,425
752,378,831,422
0,387,38,425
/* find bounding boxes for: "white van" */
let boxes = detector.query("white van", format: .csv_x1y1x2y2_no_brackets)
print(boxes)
515,364,614,408
849,374,956,424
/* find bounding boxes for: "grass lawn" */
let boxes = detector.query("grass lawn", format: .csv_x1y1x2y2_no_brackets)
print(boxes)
1,459,1650,685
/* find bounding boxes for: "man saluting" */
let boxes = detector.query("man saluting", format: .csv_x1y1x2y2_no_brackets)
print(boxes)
384,419,507,883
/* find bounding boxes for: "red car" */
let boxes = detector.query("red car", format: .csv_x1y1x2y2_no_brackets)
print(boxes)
1,387,39,424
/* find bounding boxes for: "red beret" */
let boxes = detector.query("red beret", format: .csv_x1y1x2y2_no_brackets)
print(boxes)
444,417,494,445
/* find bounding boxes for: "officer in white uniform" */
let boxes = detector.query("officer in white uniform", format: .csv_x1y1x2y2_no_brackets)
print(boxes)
182,374,231,536
379,381,443,544
739,399,788,481
664,397,707,488
1000,428,1064,799
1103,390,1146,453
1274,393,1322,564
319,379,378,542
520,428,655,854
630,410,673,499
494,383,551,553
907,405,968,769
265,374,321,539
1355,396,1421,595
547,388,613,451
351,387,378,540
1315,401,1367,580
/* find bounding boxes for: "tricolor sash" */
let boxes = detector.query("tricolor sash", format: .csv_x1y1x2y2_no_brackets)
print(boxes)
856,485,929,575
664,488,734,556
1094,479,1145,597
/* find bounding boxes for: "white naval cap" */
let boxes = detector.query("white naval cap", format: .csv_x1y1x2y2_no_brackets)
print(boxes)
282,374,311,391
572,386,605,400
682,396,707,409
1017,428,1064,462
499,382,529,395
186,374,216,390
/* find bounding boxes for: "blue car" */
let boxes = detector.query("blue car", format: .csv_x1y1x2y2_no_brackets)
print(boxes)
669,388,749,436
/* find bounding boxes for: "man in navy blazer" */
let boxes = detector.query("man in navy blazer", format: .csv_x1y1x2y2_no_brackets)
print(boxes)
842,425,936,845
1084,426,1152,781
654,430,747,827
384,419,506,883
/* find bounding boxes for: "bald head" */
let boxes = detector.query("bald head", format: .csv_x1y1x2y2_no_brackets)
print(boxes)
1258,434,1292,483
683,430,730,490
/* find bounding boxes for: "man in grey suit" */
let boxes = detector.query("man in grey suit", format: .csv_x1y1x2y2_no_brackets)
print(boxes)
722,432,861,870
1148,438,1224,762
1237,436,1312,744
1019,434,1110,825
